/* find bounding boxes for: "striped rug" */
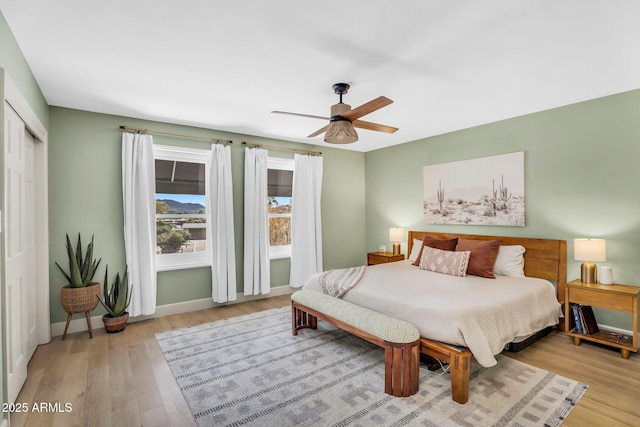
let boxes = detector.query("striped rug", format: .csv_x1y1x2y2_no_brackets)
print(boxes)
155,306,587,426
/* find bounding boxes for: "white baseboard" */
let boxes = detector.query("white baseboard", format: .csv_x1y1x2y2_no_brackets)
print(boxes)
50,286,295,337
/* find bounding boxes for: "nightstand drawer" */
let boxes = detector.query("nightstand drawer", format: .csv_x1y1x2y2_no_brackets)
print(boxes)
368,254,389,265
367,252,404,265
570,287,634,312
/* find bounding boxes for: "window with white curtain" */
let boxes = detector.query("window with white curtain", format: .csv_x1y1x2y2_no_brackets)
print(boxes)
267,157,294,259
154,145,211,271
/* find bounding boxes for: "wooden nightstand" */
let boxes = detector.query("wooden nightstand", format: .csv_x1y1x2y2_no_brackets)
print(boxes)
367,252,404,266
565,279,639,359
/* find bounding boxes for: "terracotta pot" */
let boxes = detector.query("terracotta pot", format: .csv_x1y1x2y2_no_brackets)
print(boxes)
102,312,129,333
60,282,100,314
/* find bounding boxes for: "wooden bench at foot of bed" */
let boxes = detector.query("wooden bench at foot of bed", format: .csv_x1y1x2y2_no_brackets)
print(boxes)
291,290,420,397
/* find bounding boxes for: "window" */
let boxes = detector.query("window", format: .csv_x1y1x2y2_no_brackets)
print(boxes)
267,157,294,259
154,145,211,271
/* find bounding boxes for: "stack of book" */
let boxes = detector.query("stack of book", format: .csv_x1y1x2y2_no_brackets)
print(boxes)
571,304,599,335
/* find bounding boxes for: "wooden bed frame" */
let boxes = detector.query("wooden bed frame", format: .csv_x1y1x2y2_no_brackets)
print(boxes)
407,231,567,404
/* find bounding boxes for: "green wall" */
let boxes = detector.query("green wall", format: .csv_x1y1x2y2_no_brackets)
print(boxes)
365,89,640,330
48,107,366,323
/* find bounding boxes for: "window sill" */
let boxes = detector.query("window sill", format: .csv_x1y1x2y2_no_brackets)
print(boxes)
269,244,291,260
269,253,291,260
156,259,211,272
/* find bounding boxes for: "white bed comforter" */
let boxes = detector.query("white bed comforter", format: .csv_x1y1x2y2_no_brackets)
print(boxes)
302,260,561,367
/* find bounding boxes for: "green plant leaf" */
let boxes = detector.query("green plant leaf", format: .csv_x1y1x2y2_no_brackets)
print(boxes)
57,233,102,288
98,265,131,317
67,234,83,287
55,261,72,283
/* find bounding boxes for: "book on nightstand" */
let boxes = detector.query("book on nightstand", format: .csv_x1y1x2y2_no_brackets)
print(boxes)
579,305,599,335
571,304,584,334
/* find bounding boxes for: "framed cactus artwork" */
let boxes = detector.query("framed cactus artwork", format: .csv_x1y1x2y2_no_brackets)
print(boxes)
423,151,525,226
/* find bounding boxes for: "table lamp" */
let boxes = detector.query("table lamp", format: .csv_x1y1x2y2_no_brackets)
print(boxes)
574,238,606,284
389,228,405,255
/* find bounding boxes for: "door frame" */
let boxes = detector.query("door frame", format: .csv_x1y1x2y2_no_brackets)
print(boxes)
1,69,50,402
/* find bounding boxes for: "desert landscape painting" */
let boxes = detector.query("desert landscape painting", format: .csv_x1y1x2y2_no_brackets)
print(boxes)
423,152,525,226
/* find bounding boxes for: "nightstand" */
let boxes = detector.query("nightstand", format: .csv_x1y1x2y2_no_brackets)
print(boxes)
367,252,404,266
565,279,639,359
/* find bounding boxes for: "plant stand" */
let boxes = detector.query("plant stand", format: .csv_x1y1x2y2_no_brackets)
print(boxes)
60,283,100,340
62,311,94,340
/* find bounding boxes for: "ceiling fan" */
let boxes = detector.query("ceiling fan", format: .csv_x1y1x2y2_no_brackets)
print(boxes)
272,83,398,144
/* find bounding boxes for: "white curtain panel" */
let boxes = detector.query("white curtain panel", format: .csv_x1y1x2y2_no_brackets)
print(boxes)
243,147,271,295
290,154,323,287
121,132,157,317
209,143,237,302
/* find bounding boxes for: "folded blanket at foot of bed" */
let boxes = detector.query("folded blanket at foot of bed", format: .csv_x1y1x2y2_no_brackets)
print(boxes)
319,265,365,297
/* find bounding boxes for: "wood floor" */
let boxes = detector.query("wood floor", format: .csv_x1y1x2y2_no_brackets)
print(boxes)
9,295,639,427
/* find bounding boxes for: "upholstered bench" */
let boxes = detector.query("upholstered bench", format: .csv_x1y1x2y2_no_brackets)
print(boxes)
291,289,420,397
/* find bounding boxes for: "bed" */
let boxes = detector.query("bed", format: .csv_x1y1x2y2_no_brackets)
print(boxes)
299,231,567,404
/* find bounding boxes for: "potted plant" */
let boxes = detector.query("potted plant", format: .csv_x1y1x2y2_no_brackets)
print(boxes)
55,233,102,315
97,266,132,333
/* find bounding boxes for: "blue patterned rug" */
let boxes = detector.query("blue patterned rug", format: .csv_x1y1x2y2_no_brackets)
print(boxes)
155,307,587,426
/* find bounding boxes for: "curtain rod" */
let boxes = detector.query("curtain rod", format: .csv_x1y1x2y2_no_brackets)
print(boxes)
119,125,233,144
241,141,322,156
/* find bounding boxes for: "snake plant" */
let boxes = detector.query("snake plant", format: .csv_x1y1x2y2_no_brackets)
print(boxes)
97,266,132,318
55,233,101,288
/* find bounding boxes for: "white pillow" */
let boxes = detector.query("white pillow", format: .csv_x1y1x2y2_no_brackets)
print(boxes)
419,246,470,277
493,245,526,277
408,238,423,263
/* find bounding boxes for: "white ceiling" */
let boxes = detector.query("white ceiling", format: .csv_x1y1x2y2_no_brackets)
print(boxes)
2,1,639,152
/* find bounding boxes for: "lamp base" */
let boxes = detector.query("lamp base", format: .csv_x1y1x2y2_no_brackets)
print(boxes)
392,242,401,255
580,262,597,284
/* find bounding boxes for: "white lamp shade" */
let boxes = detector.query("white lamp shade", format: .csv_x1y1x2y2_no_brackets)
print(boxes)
574,238,606,261
389,228,405,242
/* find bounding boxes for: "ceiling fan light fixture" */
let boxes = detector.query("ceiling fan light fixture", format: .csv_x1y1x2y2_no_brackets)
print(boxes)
273,82,396,143
324,119,358,144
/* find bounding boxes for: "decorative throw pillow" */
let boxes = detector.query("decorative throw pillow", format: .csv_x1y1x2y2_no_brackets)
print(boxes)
419,246,470,277
493,245,526,277
408,238,423,263
455,238,502,278
412,236,459,266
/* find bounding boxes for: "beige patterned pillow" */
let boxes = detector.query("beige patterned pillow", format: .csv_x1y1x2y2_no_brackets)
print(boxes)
419,246,471,277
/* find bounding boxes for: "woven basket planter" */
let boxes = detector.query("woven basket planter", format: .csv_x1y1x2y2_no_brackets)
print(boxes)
102,312,129,333
60,282,100,314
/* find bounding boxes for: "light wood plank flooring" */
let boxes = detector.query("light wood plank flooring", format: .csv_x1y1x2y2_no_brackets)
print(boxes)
9,295,639,426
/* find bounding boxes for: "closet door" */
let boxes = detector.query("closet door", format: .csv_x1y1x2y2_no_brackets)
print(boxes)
3,103,38,403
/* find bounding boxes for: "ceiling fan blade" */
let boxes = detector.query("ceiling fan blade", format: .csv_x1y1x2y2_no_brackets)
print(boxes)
341,96,393,121
272,111,329,120
352,119,399,134
307,125,329,138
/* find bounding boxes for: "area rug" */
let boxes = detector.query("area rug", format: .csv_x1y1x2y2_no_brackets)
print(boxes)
155,307,587,427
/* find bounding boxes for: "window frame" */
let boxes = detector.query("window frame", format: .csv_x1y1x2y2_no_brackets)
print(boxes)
267,156,294,260
154,144,211,272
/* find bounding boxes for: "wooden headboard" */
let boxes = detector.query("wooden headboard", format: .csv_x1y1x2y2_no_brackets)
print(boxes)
407,231,567,317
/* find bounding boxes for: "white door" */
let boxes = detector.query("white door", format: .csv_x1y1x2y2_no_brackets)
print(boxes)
4,103,38,403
